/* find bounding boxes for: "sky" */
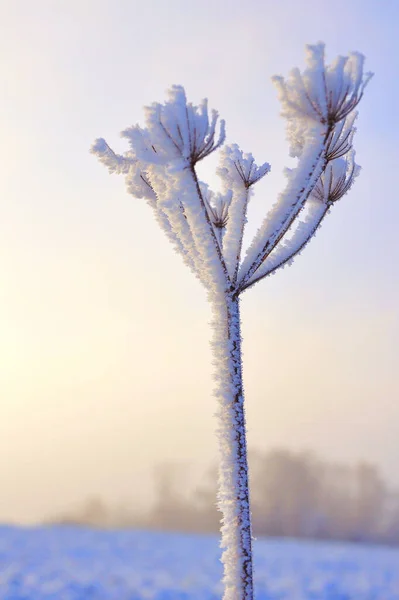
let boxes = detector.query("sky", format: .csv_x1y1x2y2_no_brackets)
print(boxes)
0,0,398,524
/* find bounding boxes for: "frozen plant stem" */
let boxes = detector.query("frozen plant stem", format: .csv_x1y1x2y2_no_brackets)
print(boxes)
213,291,253,598
91,44,372,600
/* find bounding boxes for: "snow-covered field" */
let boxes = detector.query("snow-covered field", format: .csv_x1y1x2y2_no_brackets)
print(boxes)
1,526,399,599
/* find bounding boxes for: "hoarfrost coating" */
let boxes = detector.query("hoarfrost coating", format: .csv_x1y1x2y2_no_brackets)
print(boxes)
91,43,372,600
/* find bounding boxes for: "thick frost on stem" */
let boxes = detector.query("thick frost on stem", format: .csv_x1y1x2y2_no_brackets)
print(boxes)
211,289,253,600
146,196,199,277
189,167,231,287
158,201,206,283
154,166,230,289
143,164,208,284
91,140,204,279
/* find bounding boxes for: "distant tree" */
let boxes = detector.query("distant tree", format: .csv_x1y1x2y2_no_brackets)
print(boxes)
251,449,322,538
47,451,399,547
383,491,399,544
150,463,194,530
92,43,372,599
349,462,387,541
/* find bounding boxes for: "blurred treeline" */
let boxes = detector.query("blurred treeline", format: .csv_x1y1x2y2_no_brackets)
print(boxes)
50,449,399,545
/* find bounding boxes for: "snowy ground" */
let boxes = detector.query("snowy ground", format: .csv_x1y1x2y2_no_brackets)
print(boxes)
1,526,399,599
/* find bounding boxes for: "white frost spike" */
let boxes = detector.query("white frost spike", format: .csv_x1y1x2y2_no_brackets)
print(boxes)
273,43,373,128
312,151,360,204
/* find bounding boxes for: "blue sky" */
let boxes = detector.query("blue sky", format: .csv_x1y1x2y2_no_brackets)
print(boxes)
0,0,398,522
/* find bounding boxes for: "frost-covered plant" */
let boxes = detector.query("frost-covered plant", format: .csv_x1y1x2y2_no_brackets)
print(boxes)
91,43,372,600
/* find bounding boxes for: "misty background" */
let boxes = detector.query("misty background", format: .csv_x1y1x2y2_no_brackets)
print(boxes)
49,448,399,546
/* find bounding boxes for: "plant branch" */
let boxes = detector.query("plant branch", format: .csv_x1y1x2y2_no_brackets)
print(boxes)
239,203,330,293
190,165,232,288
237,130,332,291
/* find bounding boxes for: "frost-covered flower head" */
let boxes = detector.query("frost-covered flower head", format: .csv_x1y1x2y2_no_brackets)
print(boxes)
200,182,232,229
273,43,372,130
325,112,357,161
217,144,271,190
312,151,360,204
121,85,225,170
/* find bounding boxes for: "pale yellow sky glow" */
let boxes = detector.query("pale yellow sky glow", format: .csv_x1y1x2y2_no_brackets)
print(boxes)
1,0,398,523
